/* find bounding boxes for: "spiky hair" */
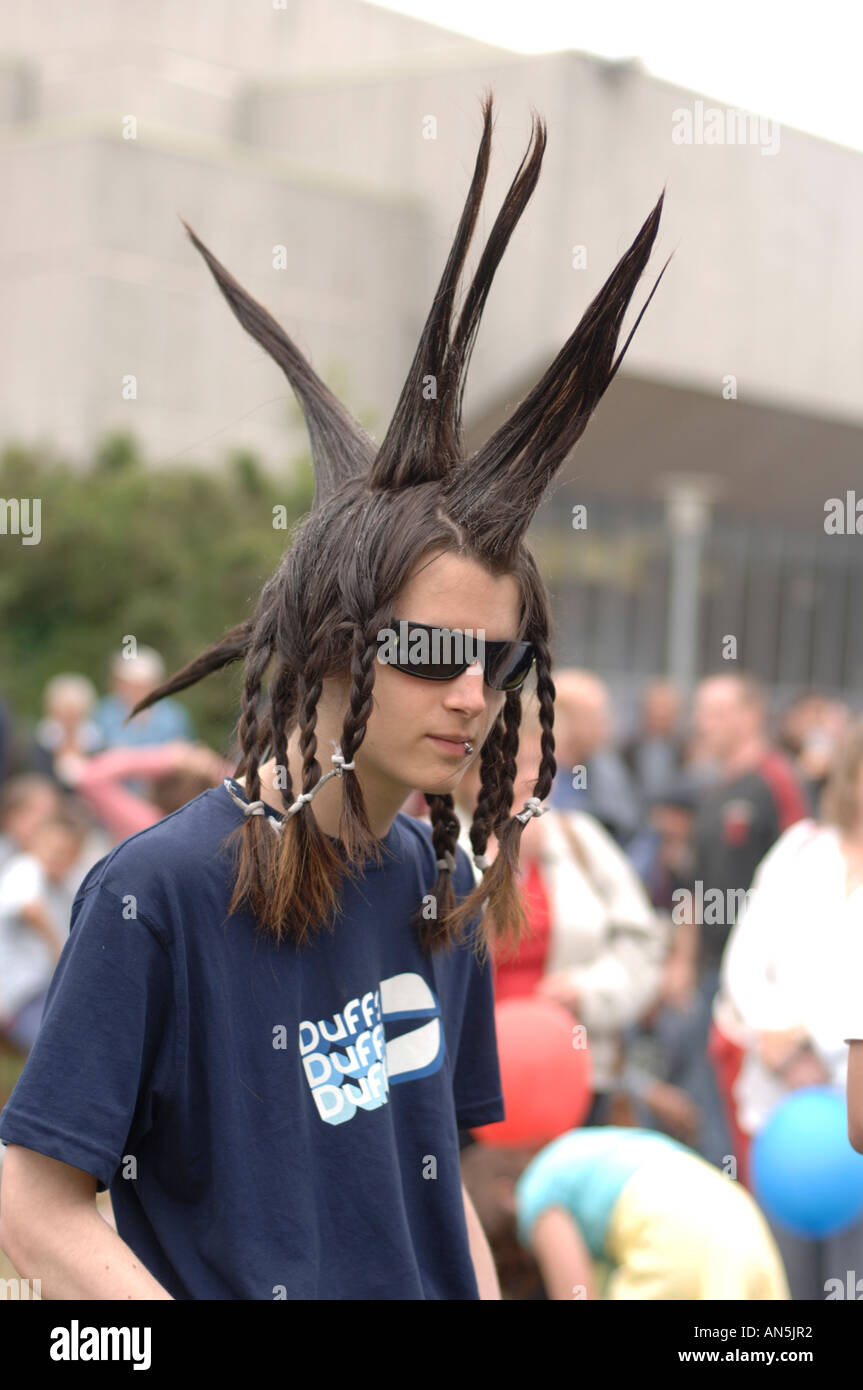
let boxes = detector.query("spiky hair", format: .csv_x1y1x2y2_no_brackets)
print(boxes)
128,90,669,956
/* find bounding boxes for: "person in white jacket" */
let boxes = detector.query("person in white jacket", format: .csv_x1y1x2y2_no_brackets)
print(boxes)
453,689,668,1124
720,716,863,1299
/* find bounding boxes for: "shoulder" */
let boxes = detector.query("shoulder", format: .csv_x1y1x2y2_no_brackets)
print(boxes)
554,809,627,867
756,748,801,785
565,810,617,848
755,750,809,815
71,788,232,931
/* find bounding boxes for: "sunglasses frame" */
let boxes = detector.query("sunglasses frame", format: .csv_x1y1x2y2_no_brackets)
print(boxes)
378,618,536,692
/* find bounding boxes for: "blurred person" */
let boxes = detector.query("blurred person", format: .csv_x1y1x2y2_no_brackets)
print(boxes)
30,674,104,787
0,810,88,1052
0,775,63,872
722,717,863,1298
548,669,640,844
460,1126,789,1300
621,678,686,806
626,778,696,913
684,674,810,1172
453,688,668,1129
691,675,810,972
617,1004,701,1148
55,741,234,843
622,780,716,1154
779,692,850,809
93,647,194,750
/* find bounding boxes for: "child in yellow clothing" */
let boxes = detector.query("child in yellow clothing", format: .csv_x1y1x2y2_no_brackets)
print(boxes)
512,1127,789,1299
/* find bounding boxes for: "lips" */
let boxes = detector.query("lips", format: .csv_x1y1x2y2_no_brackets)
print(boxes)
428,734,471,744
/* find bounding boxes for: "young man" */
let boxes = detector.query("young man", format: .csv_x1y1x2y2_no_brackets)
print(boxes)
0,91,667,1299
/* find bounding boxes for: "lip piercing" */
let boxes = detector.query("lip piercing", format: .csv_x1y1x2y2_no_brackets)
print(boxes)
464,741,474,754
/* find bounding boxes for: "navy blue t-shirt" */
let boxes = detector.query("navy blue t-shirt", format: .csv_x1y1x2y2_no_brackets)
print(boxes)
0,778,504,1299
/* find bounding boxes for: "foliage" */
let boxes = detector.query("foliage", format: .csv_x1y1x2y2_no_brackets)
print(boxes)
0,432,315,757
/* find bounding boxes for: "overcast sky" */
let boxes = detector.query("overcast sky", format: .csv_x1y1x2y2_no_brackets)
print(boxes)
370,0,863,153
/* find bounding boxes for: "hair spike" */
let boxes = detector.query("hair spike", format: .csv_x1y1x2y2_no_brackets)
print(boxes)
178,218,376,511
368,89,496,490
442,190,669,559
447,103,547,443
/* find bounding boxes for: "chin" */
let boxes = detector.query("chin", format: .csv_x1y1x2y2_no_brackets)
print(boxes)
412,758,468,799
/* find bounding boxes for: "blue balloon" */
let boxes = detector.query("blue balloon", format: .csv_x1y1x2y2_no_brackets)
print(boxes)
751,1087,863,1239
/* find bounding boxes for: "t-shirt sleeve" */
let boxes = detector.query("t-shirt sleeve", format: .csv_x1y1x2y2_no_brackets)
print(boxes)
0,875,174,1193
450,849,505,1131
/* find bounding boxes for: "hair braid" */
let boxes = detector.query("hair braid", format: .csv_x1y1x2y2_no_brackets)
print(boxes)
467,715,506,864
532,634,557,803
492,690,522,833
297,669,324,797
235,636,275,802
224,631,280,928
268,659,298,811
337,619,385,863
270,656,346,944
438,650,554,962
419,792,462,953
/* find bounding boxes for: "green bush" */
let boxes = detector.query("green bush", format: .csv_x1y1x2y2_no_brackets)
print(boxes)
0,431,316,757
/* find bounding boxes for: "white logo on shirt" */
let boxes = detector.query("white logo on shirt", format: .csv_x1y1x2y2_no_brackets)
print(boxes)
298,973,444,1126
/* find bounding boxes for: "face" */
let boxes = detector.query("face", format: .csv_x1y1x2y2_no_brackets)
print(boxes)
339,551,523,806
113,676,155,707
693,679,751,762
555,682,608,763
650,803,694,872
48,693,91,728
643,683,680,737
5,790,62,851
32,825,82,880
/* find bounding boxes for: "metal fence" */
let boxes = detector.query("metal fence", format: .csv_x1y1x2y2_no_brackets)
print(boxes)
530,493,863,717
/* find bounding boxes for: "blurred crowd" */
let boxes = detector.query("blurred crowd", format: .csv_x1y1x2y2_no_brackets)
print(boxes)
1,652,861,1299
0,647,234,1055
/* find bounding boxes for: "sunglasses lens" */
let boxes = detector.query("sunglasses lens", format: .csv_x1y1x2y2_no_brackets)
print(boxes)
378,623,467,680
485,642,535,691
412,660,465,679
379,622,534,689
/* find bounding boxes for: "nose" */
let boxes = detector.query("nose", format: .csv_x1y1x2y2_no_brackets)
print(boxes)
441,661,487,716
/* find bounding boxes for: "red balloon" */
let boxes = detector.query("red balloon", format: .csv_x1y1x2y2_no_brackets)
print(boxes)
471,996,592,1146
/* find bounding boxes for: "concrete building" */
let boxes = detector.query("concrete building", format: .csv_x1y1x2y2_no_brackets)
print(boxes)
2,0,862,701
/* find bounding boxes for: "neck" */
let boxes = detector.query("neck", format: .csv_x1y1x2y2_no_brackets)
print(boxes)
722,733,765,779
243,731,405,841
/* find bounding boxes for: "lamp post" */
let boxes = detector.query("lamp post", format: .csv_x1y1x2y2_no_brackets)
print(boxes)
660,473,721,698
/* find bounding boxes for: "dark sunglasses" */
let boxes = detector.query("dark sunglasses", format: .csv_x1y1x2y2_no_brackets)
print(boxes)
377,618,535,692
